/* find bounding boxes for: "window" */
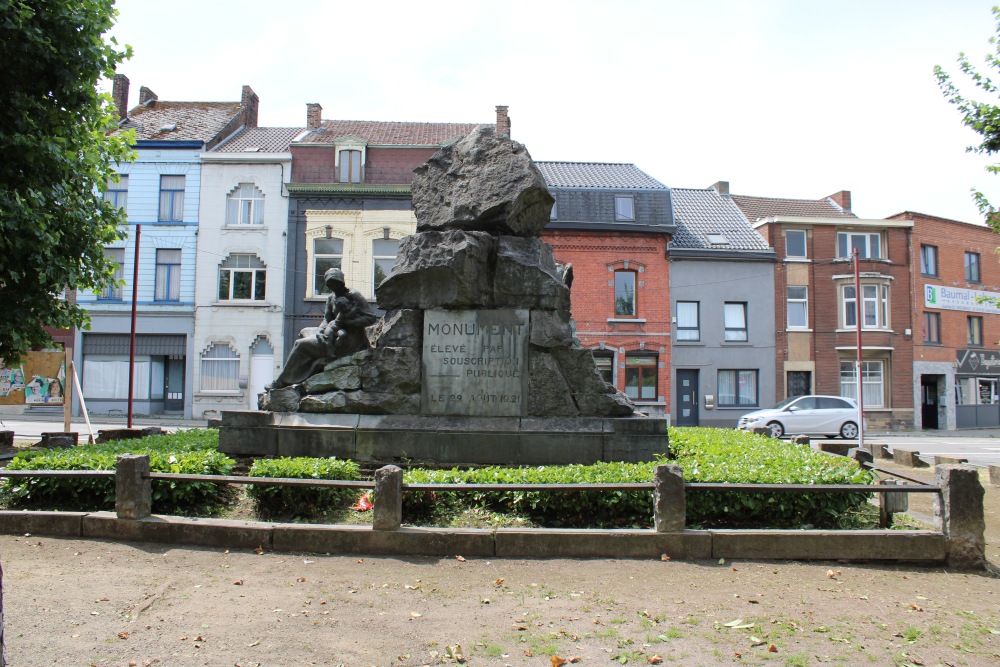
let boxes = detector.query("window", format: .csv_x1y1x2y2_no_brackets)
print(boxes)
923,312,941,344
154,248,181,301
843,284,888,329
787,286,808,329
676,301,699,341
339,149,362,183
614,271,637,317
718,369,758,407
785,229,807,258
614,195,635,221
958,377,999,405
101,247,124,300
218,254,266,301
104,175,128,210
837,231,882,259
840,360,884,408
226,183,264,225
550,198,557,220
313,238,343,296
200,343,240,392
158,175,185,222
593,351,614,385
372,239,399,290
920,244,938,276
969,315,984,346
724,302,748,342
966,252,981,283
787,371,811,398
624,354,657,400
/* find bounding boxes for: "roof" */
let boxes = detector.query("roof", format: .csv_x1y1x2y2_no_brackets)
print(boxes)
536,162,668,189
296,120,487,146
730,194,856,222
211,127,306,153
669,188,770,252
120,101,243,142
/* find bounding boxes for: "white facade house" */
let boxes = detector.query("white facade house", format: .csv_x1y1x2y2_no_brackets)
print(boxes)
191,127,303,418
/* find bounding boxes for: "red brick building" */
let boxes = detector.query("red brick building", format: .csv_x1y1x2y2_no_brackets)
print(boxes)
888,211,1000,430
734,191,915,430
538,163,675,418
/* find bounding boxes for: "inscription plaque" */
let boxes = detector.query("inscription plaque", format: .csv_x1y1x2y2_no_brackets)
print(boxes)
422,309,529,416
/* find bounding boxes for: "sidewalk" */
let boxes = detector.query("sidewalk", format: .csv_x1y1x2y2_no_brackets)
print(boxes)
0,410,207,444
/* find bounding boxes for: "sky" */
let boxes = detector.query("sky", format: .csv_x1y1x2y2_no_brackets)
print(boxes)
108,0,1000,224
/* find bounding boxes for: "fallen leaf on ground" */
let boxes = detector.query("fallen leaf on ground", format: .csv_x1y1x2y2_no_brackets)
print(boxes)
551,657,567,667
494,578,505,586
253,546,263,555
233,580,244,585
455,555,466,562
648,656,663,664
768,644,777,652
660,554,670,561
117,631,129,639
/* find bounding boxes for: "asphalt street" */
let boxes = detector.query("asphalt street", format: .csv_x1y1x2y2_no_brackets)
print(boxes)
2,412,1000,467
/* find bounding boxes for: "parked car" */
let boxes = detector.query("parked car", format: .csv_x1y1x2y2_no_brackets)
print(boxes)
736,395,863,439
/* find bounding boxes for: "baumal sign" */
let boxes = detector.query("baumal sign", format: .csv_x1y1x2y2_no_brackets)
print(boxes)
422,309,529,416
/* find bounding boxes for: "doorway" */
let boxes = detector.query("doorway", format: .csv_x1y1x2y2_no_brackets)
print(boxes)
676,369,699,426
920,376,939,430
250,337,274,409
164,357,185,412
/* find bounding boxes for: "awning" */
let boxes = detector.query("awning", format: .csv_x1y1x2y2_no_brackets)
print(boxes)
83,334,186,358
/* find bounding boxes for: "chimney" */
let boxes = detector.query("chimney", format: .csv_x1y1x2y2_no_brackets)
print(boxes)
709,180,730,196
139,86,158,106
306,103,323,130
112,73,129,122
241,85,259,128
495,105,510,137
828,190,852,212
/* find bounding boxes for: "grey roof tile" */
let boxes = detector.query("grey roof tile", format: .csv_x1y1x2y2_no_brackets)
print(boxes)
297,120,487,146
669,188,771,252
212,127,306,153
120,101,243,142
731,194,856,222
536,162,667,189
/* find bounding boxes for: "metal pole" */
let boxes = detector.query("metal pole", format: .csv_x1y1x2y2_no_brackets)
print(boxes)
854,248,865,449
128,224,141,428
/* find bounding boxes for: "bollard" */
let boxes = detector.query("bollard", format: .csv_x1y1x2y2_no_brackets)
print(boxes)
653,464,685,533
892,448,928,468
0,431,13,449
115,454,152,520
934,464,986,569
373,465,403,531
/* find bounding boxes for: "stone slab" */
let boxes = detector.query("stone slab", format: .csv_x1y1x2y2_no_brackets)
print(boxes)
82,513,273,549
990,465,1000,487
0,510,84,537
494,529,712,559
892,448,930,468
272,524,495,557
421,309,529,416
711,530,947,561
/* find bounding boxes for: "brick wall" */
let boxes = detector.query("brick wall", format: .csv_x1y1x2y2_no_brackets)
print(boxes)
541,229,671,406
290,146,436,185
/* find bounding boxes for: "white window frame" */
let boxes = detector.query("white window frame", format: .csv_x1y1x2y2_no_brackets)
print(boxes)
372,238,399,296
787,286,808,329
840,360,884,408
842,283,888,330
312,237,344,297
724,302,748,342
614,195,635,221
837,231,882,259
218,254,266,301
226,183,264,225
200,343,240,393
339,149,362,183
785,229,807,259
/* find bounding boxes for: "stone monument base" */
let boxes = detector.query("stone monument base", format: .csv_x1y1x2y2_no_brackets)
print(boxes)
218,411,668,467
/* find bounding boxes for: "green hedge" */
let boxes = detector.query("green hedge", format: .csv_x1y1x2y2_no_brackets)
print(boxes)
1,430,234,515
247,457,361,519
402,427,874,529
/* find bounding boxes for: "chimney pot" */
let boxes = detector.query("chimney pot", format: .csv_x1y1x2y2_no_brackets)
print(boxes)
495,105,510,137
112,73,129,122
306,103,323,130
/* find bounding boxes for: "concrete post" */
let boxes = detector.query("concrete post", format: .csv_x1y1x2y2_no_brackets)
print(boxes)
115,454,152,520
0,432,13,449
990,465,1000,487
849,447,874,467
653,464,685,533
373,465,403,531
934,464,986,569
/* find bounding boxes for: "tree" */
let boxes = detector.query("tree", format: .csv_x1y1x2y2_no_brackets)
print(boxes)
0,0,133,365
935,7,1000,227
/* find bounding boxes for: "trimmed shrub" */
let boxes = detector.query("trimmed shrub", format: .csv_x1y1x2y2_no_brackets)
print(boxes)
247,457,361,519
1,429,234,515
402,427,874,529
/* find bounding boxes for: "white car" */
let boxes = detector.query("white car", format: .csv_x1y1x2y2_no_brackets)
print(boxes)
737,395,863,439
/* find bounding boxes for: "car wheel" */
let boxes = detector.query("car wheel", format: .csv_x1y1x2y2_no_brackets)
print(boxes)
840,421,859,439
766,421,784,438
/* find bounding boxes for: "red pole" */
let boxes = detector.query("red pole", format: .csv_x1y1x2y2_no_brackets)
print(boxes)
127,224,141,428
854,248,865,448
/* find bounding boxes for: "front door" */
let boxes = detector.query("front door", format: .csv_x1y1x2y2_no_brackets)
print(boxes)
921,377,939,430
164,357,185,412
676,369,699,426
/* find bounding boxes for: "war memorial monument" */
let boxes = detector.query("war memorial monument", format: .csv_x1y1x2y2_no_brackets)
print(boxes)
219,127,668,465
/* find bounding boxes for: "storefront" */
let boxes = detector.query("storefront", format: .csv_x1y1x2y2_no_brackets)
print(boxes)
956,348,1000,428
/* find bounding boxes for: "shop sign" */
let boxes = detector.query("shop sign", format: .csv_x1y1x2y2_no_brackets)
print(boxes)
925,284,1000,314
957,348,1000,375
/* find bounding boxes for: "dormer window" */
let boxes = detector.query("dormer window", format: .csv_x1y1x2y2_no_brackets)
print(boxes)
615,195,635,221
339,149,362,183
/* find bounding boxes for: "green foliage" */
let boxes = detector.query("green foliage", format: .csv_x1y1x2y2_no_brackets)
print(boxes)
1,430,233,514
0,0,135,363
935,6,1000,224
402,427,874,529
247,457,361,519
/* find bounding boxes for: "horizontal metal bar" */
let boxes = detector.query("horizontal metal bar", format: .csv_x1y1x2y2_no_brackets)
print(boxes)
685,483,940,493
144,473,375,488
867,466,936,485
402,483,653,492
0,470,114,479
